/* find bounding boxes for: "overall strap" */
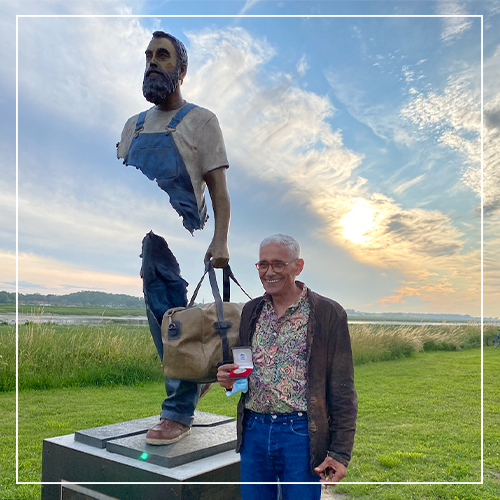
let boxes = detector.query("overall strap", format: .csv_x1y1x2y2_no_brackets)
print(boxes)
168,102,197,128
134,103,195,133
135,110,148,131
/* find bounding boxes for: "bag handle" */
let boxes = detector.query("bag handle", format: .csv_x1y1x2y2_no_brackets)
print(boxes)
187,261,251,308
186,261,252,365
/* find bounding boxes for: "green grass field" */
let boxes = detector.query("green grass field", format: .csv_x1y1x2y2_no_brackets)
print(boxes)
1,320,498,499
0,321,488,392
1,348,499,499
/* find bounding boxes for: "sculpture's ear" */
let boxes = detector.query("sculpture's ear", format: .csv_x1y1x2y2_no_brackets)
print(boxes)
179,63,187,83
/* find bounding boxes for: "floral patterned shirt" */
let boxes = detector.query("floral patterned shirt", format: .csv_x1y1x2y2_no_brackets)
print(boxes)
245,283,310,413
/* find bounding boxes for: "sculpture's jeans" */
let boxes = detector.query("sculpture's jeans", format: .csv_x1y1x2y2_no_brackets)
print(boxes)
240,410,321,500
146,305,201,427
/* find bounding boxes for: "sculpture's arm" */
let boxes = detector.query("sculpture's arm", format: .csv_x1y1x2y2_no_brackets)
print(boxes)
204,167,230,268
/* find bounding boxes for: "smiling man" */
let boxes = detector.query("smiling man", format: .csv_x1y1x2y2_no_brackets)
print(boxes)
217,234,357,500
117,31,230,445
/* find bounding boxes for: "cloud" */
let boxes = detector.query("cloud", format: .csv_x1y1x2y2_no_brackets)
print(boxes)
296,54,309,78
436,2,474,44
0,175,16,252
400,74,482,209
238,0,263,16
15,153,207,268
184,27,359,187
180,27,480,310
17,14,151,133
379,281,456,306
325,68,415,146
8,18,491,314
400,75,481,153
481,117,500,217
483,231,500,318
320,193,469,274
0,250,142,296
183,25,493,315
393,174,425,195
400,48,500,221
377,271,480,315
479,45,500,217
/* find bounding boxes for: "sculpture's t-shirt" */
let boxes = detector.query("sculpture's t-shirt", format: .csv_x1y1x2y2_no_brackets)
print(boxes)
117,102,229,214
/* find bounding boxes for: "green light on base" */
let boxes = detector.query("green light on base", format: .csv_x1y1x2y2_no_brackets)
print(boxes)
140,452,149,460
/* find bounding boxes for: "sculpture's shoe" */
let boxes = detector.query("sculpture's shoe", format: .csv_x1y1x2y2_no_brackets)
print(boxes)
145,418,191,445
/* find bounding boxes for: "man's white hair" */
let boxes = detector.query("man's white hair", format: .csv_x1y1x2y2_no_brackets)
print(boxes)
259,234,301,260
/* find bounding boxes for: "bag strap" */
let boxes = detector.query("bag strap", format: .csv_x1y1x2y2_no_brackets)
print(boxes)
223,265,252,302
187,261,252,364
207,261,230,364
223,266,230,302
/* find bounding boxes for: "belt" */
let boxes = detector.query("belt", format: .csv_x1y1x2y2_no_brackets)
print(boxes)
245,409,307,423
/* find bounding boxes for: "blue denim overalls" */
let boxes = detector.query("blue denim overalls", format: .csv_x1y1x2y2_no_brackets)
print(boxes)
124,102,207,234
124,103,207,426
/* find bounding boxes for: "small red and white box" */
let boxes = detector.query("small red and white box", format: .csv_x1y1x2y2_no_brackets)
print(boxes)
229,346,253,378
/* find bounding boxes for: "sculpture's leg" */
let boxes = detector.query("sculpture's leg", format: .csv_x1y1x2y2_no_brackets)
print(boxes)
140,231,200,428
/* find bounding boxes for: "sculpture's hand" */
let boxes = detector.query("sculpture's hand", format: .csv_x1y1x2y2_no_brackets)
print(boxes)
205,238,229,268
204,167,230,268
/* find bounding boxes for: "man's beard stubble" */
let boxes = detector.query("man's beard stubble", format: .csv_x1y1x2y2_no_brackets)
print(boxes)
142,67,180,105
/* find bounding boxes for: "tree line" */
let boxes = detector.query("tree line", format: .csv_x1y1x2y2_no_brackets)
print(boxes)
0,290,145,309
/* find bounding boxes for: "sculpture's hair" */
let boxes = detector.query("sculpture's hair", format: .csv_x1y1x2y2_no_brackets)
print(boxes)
151,31,188,70
259,234,301,260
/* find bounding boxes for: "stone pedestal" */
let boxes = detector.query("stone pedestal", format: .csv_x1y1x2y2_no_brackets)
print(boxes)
41,411,240,500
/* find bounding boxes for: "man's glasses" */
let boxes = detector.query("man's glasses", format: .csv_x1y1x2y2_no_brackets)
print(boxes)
255,260,297,273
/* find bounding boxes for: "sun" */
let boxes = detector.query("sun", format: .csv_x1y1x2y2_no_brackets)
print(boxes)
341,200,375,244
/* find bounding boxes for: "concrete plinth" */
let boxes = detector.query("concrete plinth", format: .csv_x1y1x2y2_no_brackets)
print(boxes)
42,411,240,500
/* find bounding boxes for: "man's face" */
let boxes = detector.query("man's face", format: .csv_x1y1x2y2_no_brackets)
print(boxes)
142,37,180,105
258,243,304,300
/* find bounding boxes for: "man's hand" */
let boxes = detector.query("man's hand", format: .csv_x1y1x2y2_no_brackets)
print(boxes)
314,456,347,483
216,363,239,389
205,238,229,268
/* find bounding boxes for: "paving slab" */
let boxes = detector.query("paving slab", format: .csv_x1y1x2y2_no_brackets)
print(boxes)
75,411,234,449
106,421,237,468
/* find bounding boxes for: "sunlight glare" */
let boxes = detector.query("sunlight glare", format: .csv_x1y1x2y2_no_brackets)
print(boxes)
341,200,375,244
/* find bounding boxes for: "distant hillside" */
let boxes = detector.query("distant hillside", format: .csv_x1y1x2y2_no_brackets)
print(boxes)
0,290,145,309
0,291,496,320
345,309,498,322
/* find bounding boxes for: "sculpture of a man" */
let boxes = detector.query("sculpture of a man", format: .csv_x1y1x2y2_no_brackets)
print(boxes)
117,31,230,444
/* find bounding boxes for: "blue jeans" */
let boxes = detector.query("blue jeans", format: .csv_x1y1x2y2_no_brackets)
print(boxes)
240,410,321,500
146,306,201,426
141,232,200,427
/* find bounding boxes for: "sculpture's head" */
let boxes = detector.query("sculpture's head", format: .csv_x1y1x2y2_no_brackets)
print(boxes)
142,31,188,105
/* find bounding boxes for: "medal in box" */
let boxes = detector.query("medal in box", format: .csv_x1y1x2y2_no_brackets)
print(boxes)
229,346,253,378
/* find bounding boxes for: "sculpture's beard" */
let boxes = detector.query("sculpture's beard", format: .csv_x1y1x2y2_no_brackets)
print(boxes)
142,67,180,105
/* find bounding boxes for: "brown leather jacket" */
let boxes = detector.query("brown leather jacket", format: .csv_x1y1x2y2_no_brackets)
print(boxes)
235,286,358,470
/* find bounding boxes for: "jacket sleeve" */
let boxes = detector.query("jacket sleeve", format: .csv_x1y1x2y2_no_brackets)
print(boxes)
326,305,358,467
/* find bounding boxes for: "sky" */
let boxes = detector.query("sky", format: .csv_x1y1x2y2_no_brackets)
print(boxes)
1,0,499,318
